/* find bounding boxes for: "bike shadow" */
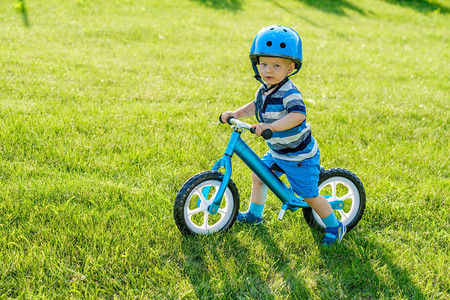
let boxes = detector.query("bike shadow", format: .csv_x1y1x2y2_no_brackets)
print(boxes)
180,225,313,298
180,221,425,298
308,226,426,298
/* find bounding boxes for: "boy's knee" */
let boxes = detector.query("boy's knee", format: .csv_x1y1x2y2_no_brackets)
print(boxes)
251,172,264,185
303,196,317,204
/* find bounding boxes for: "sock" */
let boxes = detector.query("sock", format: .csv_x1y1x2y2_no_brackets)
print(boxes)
321,212,339,228
249,202,264,218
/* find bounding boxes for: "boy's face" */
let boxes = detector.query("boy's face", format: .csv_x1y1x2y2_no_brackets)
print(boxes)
259,56,295,86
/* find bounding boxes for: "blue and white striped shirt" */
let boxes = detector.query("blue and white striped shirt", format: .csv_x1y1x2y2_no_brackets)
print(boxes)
253,79,318,162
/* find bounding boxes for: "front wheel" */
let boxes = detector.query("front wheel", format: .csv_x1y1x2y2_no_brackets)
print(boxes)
302,168,366,232
174,171,240,235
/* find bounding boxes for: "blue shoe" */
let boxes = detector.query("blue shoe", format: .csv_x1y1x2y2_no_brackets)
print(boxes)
322,221,346,246
236,211,263,225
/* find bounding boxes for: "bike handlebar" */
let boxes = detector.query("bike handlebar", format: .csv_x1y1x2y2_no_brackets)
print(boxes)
219,114,273,140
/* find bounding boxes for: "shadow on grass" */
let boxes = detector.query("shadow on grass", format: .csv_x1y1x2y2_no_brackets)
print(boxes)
310,228,426,299
382,0,449,14
265,0,365,27
190,0,242,11
253,226,314,298
16,0,30,26
294,0,366,16
180,223,425,298
180,232,280,298
180,225,313,298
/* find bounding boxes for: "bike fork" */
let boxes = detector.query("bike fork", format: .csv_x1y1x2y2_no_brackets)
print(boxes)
205,131,240,215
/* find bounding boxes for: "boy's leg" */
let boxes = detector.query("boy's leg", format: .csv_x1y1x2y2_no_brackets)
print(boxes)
279,151,346,245
250,171,268,207
236,173,266,224
303,195,333,220
237,153,277,225
304,196,346,245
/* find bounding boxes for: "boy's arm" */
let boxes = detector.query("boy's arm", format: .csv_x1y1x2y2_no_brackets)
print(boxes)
254,112,305,136
271,112,305,131
235,101,256,118
221,101,255,123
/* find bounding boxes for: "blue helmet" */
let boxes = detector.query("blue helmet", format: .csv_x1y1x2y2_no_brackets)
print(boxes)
250,25,302,70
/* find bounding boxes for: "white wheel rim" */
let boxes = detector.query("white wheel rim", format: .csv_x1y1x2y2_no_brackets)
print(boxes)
184,180,234,234
313,176,361,228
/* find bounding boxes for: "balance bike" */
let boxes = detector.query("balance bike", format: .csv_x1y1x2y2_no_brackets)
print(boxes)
174,117,366,235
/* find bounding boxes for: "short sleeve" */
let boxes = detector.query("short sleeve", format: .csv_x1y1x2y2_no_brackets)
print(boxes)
283,89,306,115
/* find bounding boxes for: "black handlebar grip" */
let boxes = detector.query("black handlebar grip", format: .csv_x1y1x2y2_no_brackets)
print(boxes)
218,114,234,125
261,129,273,140
250,127,273,140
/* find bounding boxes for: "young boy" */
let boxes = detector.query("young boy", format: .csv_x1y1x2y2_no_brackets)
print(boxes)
220,25,346,246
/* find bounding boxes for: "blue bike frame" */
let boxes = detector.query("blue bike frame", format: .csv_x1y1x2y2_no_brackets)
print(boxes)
206,123,344,219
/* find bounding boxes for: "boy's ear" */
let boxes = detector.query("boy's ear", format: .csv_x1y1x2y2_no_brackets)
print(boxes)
288,62,295,74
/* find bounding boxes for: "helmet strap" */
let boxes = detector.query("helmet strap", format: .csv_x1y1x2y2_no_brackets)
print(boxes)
254,77,289,123
287,67,300,79
252,63,268,90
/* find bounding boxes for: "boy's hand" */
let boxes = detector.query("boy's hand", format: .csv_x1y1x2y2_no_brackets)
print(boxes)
252,123,274,137
220,111,238,124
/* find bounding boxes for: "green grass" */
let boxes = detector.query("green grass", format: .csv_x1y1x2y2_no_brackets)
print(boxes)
1,0,449,298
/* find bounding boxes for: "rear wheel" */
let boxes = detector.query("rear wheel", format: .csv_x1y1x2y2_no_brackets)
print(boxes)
174,171,240,235
302,168,366,231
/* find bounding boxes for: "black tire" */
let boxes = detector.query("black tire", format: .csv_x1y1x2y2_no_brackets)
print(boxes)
302,168,366,232
174,171,240,235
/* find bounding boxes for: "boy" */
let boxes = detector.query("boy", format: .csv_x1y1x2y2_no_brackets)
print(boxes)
220,25,346,246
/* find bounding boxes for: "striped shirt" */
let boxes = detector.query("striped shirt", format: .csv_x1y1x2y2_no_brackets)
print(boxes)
253,79,318,162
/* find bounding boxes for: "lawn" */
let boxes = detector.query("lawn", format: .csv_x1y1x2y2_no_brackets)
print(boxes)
1,0,449,298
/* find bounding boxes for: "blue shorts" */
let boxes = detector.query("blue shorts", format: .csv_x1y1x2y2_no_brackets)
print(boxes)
261,150,321,199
